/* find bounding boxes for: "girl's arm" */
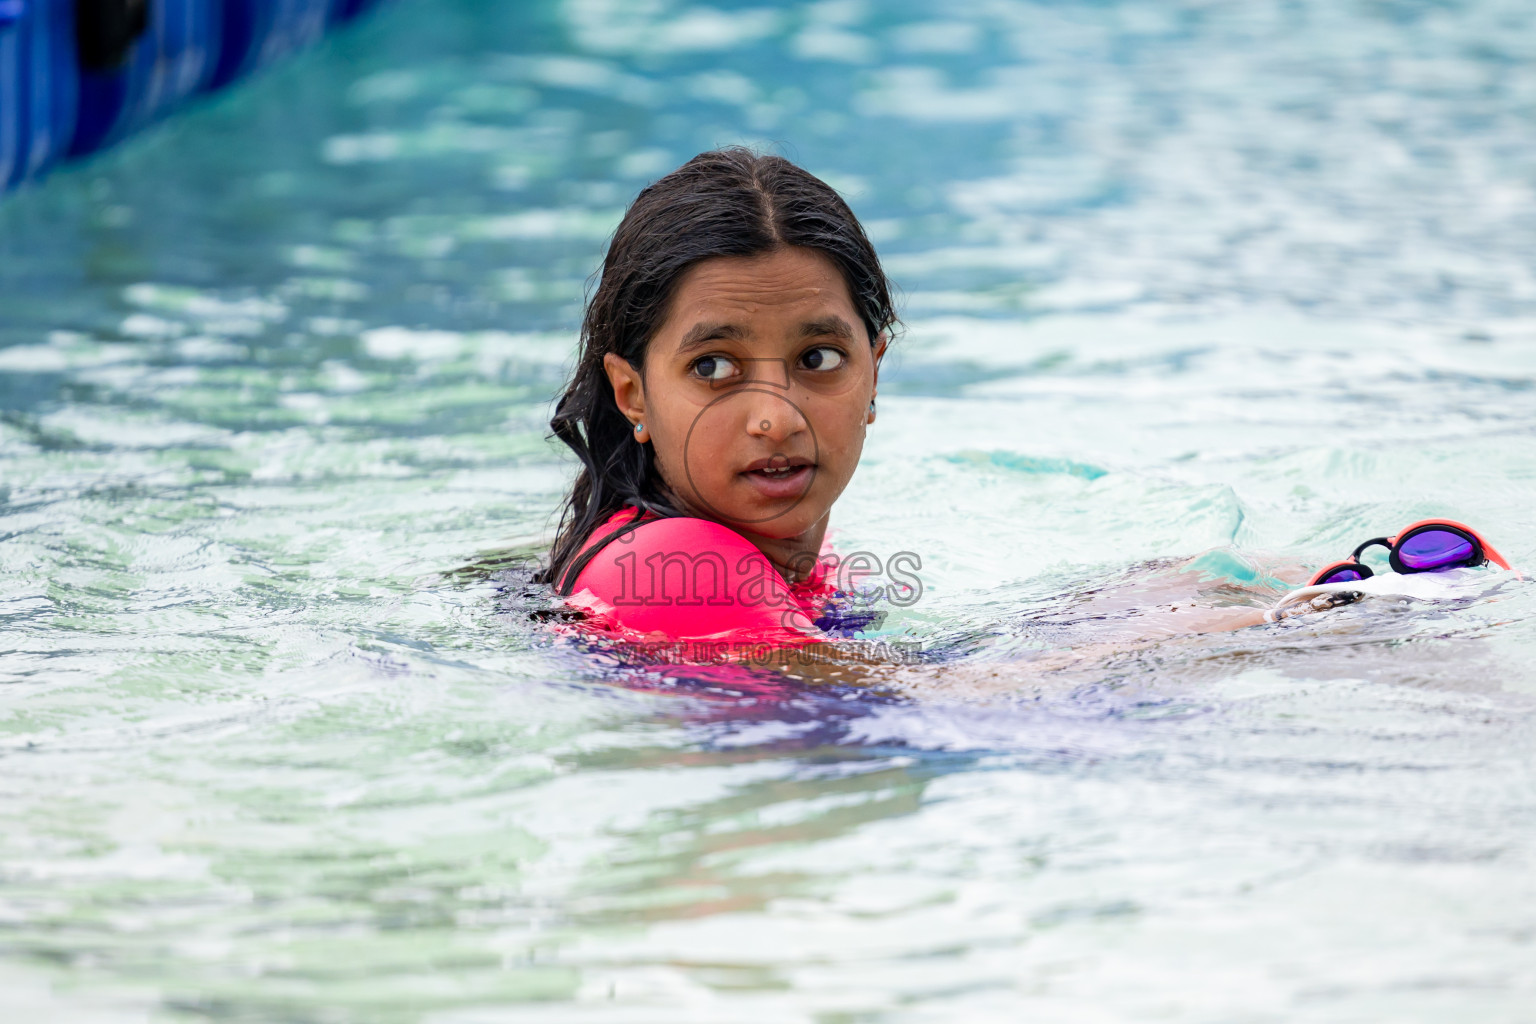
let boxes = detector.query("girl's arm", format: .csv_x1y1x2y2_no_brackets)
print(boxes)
739,553,1315,692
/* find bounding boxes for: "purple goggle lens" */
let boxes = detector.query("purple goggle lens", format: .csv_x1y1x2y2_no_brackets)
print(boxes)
1397,529,1475,571
1318,566,1367,584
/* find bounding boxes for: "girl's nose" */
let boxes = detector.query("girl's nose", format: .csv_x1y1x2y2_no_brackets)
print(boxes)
743,390,809,444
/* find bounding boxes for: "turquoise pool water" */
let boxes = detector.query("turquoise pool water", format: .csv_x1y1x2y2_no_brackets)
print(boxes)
3,1,1536,1019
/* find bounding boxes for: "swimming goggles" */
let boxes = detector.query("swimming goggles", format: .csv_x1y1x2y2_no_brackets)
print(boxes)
1310,518,1511,586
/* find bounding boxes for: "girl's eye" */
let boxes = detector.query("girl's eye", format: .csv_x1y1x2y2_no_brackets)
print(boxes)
690,354,739,381
801,346,846,371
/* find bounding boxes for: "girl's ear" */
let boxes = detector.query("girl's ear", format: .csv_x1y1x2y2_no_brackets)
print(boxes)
867,332,888,425
602,352,646,431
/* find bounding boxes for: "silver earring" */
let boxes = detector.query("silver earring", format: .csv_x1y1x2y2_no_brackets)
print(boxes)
635,422,644,434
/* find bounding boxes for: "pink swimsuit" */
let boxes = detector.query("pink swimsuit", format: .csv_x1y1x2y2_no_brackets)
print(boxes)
562,506,837,647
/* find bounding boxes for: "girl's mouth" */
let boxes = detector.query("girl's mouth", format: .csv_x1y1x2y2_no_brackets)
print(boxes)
740,457,816,499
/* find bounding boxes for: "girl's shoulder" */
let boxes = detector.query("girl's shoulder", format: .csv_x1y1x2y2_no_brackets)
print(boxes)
576,505,762,561
564,506,826,644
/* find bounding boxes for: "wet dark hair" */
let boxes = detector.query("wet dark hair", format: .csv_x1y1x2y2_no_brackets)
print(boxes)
538,147,898,596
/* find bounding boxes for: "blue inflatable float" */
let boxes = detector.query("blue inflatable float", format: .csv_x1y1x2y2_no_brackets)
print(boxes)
0,0,386,194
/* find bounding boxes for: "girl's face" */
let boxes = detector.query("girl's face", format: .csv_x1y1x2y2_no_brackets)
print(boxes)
604,246,885,544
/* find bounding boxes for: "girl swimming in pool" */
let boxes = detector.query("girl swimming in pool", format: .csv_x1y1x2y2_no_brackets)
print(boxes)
534,148,1513,674
537,148,893,651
